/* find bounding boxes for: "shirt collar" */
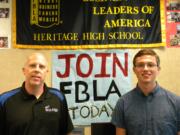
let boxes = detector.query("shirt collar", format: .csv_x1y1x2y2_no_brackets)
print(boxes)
135,82,160,97
21,82,50,100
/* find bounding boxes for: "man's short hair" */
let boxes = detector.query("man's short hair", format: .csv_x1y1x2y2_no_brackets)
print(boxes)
133,49,160,67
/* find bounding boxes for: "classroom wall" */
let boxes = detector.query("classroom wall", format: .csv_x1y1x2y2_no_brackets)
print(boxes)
0,47,180,135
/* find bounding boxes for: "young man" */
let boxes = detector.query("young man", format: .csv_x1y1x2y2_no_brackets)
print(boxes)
111,49,180,135
0,53,74,135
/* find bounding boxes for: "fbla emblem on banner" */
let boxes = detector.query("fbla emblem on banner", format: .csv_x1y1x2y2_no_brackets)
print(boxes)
30,0,60,28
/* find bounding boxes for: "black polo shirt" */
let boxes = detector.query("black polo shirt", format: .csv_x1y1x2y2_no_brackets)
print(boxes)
0,83,74,135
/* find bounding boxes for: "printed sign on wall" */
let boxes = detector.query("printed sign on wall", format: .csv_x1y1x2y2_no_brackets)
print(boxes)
166,0,180,47
0,0,11,49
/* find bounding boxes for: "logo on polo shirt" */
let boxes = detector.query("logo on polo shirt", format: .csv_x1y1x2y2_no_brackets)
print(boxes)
45,105,58,112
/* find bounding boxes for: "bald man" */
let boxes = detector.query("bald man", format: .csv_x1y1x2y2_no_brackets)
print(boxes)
0,53,74,135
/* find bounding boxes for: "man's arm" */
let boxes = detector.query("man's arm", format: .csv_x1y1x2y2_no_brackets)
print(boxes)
116,127,126,135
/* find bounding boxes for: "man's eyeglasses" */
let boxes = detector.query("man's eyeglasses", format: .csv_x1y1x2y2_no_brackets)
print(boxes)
135,63,158,69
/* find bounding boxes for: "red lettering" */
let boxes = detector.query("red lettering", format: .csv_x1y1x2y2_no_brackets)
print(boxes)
56,54,75,78
113,53,128,77
76,54,93,77
56,52,129,78
95,53,111,77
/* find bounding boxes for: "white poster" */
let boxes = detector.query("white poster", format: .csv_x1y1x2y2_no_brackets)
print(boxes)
52,50,132,125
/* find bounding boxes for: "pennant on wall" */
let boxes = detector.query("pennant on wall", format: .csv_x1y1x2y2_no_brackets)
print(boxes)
13,0,166,49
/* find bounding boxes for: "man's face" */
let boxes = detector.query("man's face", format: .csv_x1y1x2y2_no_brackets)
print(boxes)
133,55,160,84
23,54,49,87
